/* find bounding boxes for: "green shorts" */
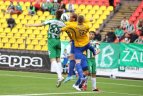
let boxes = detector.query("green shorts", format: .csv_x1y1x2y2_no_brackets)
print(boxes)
87,58,96,74
48,38,61,58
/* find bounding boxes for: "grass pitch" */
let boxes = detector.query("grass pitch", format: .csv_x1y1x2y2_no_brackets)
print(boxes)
0,70,143,96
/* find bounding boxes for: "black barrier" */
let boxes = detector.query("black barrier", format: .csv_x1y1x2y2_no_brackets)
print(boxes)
0,50,51,72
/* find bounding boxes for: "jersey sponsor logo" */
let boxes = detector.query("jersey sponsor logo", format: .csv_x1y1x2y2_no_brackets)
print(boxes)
0,53,43,68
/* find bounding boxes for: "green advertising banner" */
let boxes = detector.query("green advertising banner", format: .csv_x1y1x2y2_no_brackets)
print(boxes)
96,43,119,69
61,41,143,69
120,43,143,67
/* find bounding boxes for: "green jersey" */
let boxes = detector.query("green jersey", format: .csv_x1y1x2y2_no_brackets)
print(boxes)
43,19,65,39
86,40,99,59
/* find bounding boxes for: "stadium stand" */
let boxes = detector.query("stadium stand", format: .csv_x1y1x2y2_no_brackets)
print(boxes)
101,0,140,38
0,0,115,51
129,1,143,36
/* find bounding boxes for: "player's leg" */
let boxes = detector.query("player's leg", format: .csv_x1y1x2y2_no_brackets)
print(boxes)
79,56,89,91
90,59,99,91
56,40,64,87
48,39,63,88
64,41,76,83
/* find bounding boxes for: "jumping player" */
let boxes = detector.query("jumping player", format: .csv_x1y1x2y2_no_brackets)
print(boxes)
26,9,65,88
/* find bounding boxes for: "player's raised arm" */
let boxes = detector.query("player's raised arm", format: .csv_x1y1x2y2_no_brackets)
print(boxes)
25,23,44,27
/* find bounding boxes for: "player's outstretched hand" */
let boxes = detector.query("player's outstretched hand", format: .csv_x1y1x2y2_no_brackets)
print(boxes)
96,49,100,55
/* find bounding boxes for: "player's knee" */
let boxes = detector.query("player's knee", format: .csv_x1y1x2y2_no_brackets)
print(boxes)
69,54,74,60
50,58,56,63
75,59,81,64
91,74,96,77
56,58,61,63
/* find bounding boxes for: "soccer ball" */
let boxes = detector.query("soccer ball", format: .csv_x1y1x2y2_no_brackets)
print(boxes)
61,13,70,22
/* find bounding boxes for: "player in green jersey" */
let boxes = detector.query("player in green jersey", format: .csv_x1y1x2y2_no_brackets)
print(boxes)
86,31,100,91
26,9,65,88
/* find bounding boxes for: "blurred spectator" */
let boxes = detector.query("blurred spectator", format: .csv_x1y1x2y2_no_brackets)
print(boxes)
51,2,60,15
94,31,101,41
121,33,130,43
58,0,63,3
34,1,41,12
125,21,135,35
67,2,74,12
130,33,138,43
107,28,116,42
54,0,58,3
136,19,143,35
114,26,124,40
28,3,35,15
109,0,114,7
47,0,50,2
10,2,22,15
7,15,16,29
15,2,22,13
121,17,129,29
6,1,15,14
103,35,109,42
60,2,66,12
41,1,49,12
134,36,143,44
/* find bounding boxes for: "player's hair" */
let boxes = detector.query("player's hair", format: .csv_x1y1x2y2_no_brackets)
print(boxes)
77,15,84,24
56,9,63,20
90,31,95,34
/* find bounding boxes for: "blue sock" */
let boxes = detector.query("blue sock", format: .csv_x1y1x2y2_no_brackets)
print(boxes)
76,63,84,79
75,78,80,86
68,60,75,77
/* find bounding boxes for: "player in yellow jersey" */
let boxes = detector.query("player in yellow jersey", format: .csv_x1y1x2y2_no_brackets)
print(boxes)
62,15,96,91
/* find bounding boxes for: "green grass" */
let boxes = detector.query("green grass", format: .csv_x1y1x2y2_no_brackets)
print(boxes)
0,70,143,96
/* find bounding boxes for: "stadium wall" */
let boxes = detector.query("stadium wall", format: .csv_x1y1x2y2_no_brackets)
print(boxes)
0,49,51,72
0,42,143,79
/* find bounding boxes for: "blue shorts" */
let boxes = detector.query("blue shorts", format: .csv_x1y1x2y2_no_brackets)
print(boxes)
74,43,94,59
70,40,75,54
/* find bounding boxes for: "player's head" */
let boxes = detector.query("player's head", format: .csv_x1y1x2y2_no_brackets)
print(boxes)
64,49,67,53
69,12,77,22
77,15,84,25
89,31,95,40
56,9,64,20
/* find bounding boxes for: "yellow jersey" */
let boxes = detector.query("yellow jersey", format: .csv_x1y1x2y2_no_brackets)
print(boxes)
62,22,90,47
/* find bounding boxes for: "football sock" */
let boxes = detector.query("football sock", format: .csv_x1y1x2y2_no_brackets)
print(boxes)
76,63,84,79
68,60,75,77
91,77,96,89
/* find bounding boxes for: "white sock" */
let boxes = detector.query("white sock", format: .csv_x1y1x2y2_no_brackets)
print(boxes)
51,61,57,72
52,61,62,79
56,62,63,79
91,77,96,90
57,62,63,73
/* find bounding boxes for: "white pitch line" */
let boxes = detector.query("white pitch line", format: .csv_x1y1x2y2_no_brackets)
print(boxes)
0,91,142,96
0,74,143,88
0,91,99,96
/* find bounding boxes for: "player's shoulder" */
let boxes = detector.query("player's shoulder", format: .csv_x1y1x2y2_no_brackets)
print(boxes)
65,21,77,25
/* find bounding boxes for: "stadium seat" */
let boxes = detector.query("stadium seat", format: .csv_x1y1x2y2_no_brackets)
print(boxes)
93,5,99,10
19,44,25,49
9,38,16,44
2,37,9,43
11,43,19,49
26,44,34,50
34,45,41,50
41,45,47,51
31,39,39,45
3,43,11,49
